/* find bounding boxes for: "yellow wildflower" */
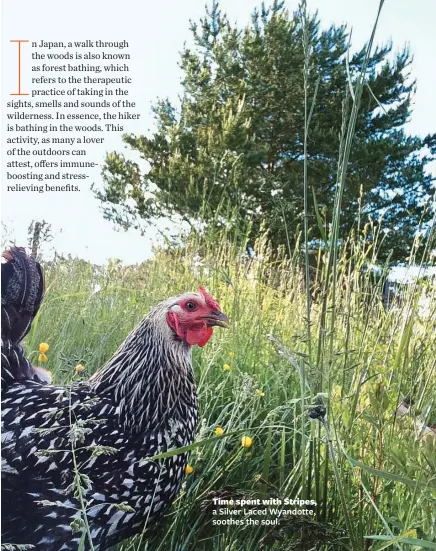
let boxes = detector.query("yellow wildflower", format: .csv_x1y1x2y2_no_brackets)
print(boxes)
223,363,231,371
185,464,194,475
75,364,85,373
215,426,224,436
241,435,253,448
254,474,262,482
39,342,49,354
256,389,265,397
228,352,234,357
38,353,48,363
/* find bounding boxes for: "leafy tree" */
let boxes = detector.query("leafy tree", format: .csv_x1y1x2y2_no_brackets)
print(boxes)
95,0,435,262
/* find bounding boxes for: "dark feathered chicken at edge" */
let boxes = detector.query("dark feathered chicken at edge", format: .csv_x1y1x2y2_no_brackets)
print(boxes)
1,247,45,387
1,247,229,550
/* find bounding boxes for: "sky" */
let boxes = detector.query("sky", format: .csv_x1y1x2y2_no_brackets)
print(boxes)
1,0,435,271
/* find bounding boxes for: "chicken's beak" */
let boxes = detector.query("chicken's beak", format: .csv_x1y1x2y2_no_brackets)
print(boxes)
204,311,230,329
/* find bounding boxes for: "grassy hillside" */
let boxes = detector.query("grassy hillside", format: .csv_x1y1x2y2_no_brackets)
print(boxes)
26,231,436,551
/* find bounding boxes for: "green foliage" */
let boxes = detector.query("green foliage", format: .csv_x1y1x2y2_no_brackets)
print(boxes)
95,0,435,262
27,228,436,551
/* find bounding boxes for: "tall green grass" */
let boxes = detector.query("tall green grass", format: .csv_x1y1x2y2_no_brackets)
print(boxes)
26,223,436,551
14,1,436,549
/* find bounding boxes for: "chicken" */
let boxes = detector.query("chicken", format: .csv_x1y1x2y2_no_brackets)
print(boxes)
1,247,45,388
1,247,229,550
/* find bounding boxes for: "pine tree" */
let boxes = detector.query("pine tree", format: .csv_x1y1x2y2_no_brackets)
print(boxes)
95,0,435,262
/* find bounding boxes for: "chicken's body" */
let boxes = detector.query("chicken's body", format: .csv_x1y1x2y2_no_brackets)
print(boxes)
1,248,228,550
2,375,196,550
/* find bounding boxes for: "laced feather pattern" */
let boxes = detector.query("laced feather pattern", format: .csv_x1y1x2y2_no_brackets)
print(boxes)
1,251,203,551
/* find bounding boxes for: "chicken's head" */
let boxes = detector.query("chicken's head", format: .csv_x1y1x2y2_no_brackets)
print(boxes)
166,287,229,347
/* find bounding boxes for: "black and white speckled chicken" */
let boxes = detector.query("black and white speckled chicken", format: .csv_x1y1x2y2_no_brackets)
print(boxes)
1,247,229,550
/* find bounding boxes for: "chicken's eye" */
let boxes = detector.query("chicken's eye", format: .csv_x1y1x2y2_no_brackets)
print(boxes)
186,301,197,311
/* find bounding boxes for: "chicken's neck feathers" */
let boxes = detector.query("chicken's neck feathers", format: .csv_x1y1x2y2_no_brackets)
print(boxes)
90,309,198,436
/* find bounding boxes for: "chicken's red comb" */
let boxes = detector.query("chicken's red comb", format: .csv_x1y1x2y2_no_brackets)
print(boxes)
199,286,221,311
